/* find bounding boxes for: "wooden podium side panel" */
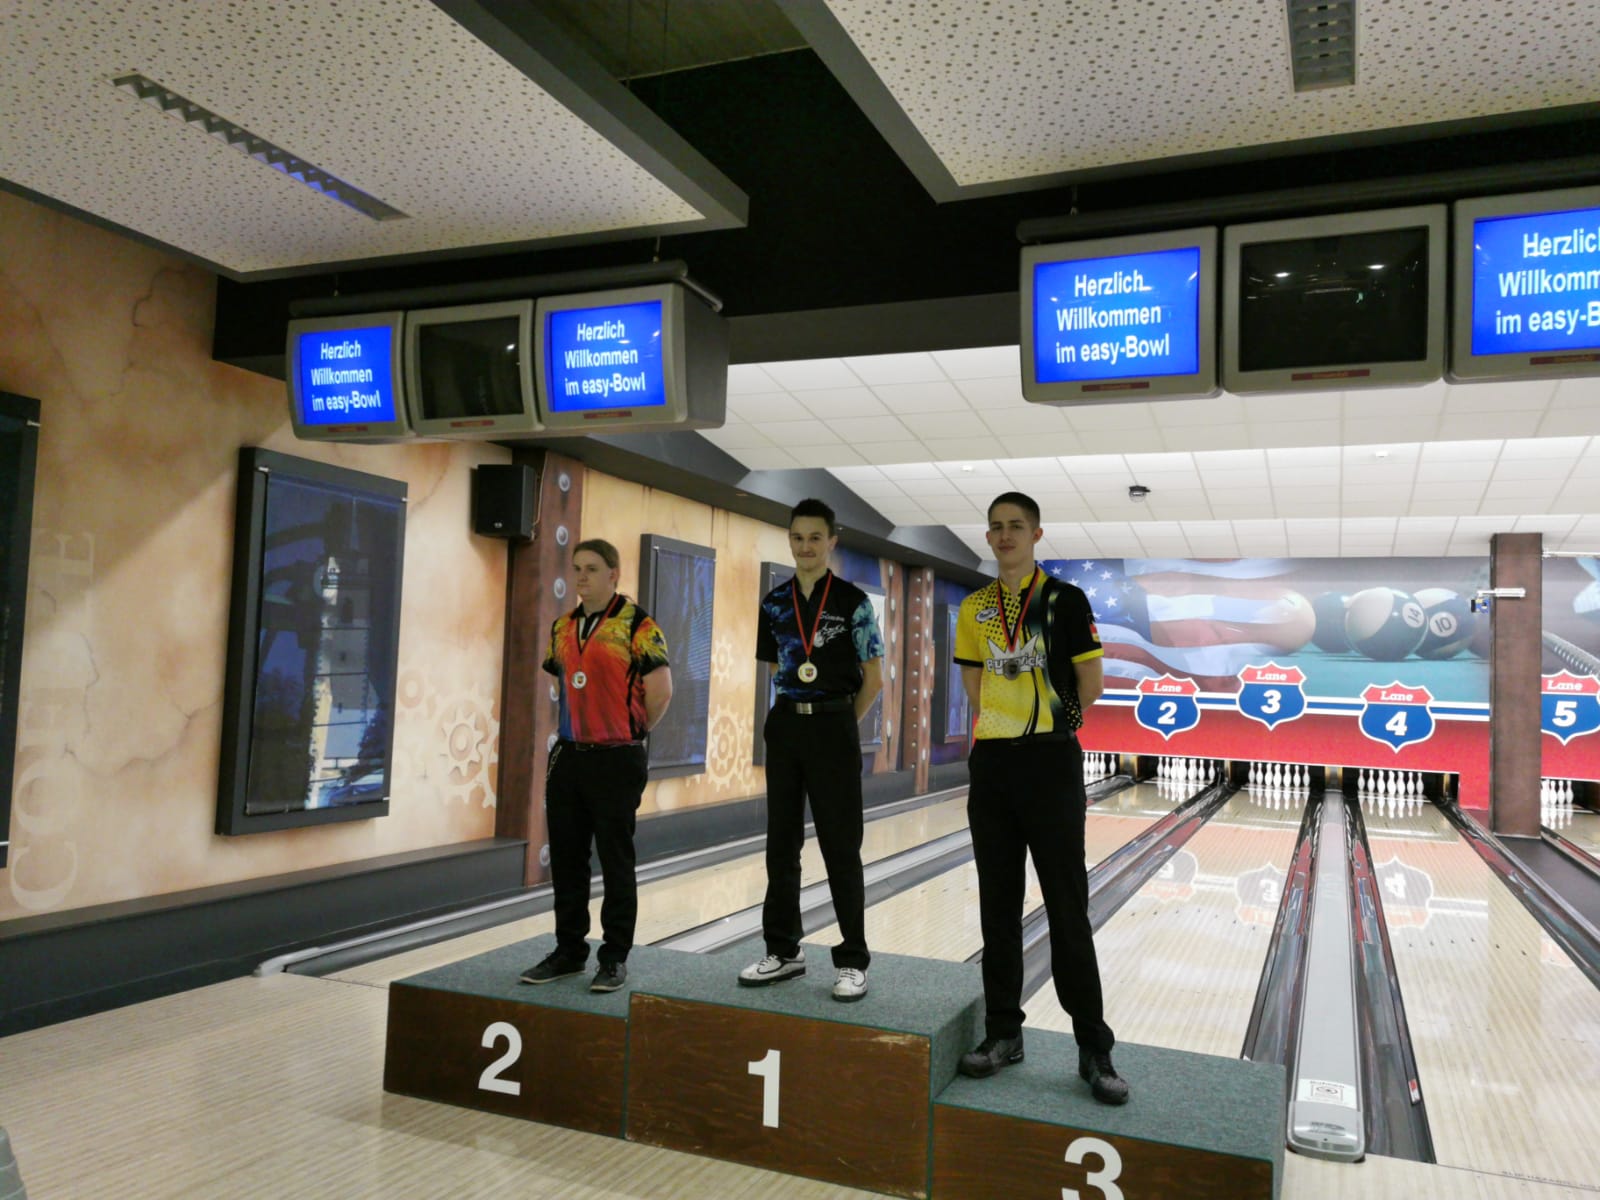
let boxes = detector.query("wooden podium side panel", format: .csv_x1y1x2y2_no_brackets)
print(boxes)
627,994,932,1198
933,1105,1275,1200
383,983,625,1136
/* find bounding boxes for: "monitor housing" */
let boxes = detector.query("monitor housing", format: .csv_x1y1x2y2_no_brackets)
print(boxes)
1450,184,1600,383
1021,225,1218,404
285,312,412,442
404,299,540,438
533,282,727,436
1222,205,1447,394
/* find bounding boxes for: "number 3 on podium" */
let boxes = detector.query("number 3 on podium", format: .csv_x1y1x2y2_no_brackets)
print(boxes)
747,1048,780,1128
1064,1135,1123,1199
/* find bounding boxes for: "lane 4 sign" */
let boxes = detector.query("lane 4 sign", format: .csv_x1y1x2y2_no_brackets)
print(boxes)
1359,682,1436,751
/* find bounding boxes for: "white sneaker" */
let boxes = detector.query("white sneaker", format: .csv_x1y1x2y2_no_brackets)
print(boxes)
832,967,868,1002
738,950,805,986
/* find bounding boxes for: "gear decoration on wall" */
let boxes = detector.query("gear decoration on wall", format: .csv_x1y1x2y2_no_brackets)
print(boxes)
710,634,736,686
439,681,500,808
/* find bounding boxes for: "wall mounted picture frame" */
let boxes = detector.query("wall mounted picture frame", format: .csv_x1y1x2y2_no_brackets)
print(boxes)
0,392,42,869
639,533,715,780
216,447,407,835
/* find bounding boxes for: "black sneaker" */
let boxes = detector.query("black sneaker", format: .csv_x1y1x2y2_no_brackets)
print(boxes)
590,962,627,992
1078,1047,1130,1105
957,1034,1025,1078
518,952,585,985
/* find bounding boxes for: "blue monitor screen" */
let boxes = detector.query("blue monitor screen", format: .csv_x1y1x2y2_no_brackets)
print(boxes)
544,299,666,412
295,325,398,425
1031,246,1202,383
1471,205,1600,355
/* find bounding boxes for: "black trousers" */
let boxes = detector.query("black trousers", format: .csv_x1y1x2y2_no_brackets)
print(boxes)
545,740,647,968
761,705,869,970
967,735,1114,1052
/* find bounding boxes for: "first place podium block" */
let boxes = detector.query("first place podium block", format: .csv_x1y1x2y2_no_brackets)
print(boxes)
933,1031,1285,1199
626,945,984,1198
383,934,629,1136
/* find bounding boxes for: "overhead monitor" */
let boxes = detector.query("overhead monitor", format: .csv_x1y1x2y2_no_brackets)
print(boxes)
534,282,727,436
1021,226,1218,404
1222,205,1447,393
285,312,411,442
404,299,540,438
1451,185,1600,382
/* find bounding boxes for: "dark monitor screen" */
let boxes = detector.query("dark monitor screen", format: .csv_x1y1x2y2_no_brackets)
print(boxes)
404,300,538,438
1222,205,1446,393
1238,226,1430,371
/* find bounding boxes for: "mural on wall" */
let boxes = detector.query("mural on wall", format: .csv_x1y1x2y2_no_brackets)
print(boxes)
1050,556,1494,804
1542,555,1600,784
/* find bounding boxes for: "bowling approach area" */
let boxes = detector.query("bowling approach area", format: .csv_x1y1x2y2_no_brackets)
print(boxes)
1,766,1598,1199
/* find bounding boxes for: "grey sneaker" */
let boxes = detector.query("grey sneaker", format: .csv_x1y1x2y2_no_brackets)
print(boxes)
590,961,627,992
1078,1047,1130,1105
519,951,585,985
958,1034,1025,1078
738,950,806,986
832,967,868,1002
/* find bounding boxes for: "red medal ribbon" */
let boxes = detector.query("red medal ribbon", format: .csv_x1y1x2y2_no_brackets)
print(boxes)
999,568,1039,653
576,593,623,657
791,572,834,662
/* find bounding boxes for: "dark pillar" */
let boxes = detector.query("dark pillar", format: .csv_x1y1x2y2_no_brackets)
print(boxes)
496,448,585,885
1489,531,1542,837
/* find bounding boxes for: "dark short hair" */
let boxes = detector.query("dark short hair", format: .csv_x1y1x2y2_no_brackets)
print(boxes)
572,538,620,569
987,491,1041,526
789,498,837,537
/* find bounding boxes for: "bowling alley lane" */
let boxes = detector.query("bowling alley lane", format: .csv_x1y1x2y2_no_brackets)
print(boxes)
326,792,974,987
805,779,1190,961
1025,786,1305,1059
1551,804,1600,860
1363,800,1600,1190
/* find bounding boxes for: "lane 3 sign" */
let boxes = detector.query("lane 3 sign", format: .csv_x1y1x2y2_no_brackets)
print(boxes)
1236,663,1307,730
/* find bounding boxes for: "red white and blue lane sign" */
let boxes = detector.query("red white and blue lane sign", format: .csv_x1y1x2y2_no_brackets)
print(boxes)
1359,682,1436,751
1135,674,1201,739
1236,662,1307,730
1541,671,1600,745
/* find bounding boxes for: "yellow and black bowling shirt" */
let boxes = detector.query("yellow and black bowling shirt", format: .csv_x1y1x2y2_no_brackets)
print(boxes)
954,567,1102,740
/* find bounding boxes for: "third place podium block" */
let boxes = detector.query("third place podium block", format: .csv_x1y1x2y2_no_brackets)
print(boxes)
625,945,984,1198
932,1030,1286,1199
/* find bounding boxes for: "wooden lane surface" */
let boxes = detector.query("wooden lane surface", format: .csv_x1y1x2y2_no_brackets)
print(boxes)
1024,788,1304,1059
1363,801,1600,1190
330,794,972,987
1555,806,1600,857
804,780,1187,961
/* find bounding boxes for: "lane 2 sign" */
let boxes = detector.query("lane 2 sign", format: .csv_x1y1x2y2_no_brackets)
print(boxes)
1135,675,1200,739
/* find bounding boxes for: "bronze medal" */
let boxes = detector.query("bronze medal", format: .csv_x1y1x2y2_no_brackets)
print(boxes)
1002,660,1021,681
797,661,819,684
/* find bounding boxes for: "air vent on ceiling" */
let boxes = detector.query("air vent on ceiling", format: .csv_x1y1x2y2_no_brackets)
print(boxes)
1286,0,1356,92
109,73,408,222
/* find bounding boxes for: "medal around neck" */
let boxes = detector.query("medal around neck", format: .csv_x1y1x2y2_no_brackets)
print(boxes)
1002,659,1022,680
797,661,819,684
571,670,588,690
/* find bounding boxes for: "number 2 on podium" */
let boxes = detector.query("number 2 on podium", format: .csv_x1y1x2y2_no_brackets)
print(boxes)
747,1048,780,1128
478,1021,523,1096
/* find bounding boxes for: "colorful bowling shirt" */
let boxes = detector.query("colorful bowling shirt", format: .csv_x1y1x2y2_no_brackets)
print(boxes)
543,595,669,744
954,567,1102,739
757,570,885,702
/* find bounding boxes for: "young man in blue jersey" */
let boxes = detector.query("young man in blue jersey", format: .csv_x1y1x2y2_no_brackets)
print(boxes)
953,492,1129,1105
740,499,885,1001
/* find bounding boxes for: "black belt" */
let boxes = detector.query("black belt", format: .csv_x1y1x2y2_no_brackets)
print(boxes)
775,696,855,715
976,731,1079,747
559,739,644,751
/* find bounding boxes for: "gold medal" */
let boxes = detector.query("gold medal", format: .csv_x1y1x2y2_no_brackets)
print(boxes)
797,661,819,684
571,670,588,690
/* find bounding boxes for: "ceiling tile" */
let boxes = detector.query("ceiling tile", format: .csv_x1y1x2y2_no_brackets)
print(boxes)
760,358,865,390
1443,379,1556,412
796,387,888,420
1241,393,1343,423
727,364,782,394
1248,420,1345,448
1535,409,1600,438
930,345,1020,379
736,446,801,470
839,352,946,385
998,432,1085,456
1063,402,1157,431
1154,395,1248,427
788,443,861,467
1437,411,1543,440
857,441,945,465
728,392,813,422
769,418,842,446
1344,417,1439,444
909,410,994,439
923,435,1006,460
874,380,973,412
1420,439,1505,461
1165,423,1251,451
829,415,915,443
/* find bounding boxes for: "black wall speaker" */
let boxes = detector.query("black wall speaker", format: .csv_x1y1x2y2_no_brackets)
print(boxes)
472,464,536,539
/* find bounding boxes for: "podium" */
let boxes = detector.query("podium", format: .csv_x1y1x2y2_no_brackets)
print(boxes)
933,1032,1284,1199
384,935,1285,1198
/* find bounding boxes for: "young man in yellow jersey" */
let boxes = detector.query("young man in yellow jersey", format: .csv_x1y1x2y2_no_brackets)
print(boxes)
952,492,1128,1105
